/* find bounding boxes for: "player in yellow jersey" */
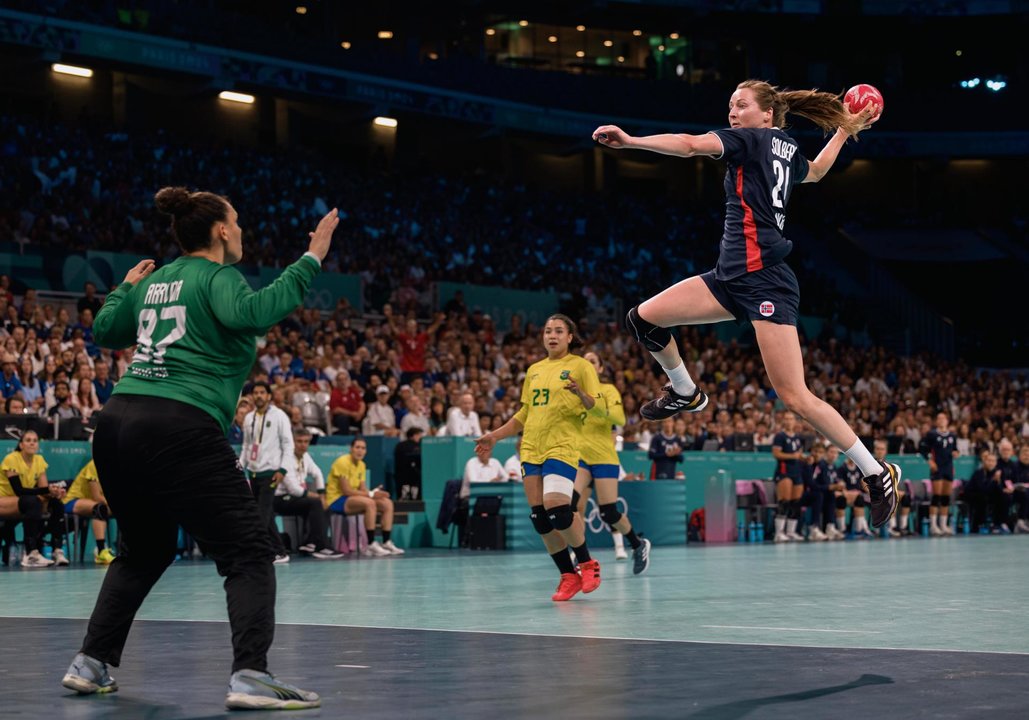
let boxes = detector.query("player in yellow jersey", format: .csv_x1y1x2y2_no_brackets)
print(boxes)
64,459,115,564
476,314,602,601
573,352,651,575
0,430,67,567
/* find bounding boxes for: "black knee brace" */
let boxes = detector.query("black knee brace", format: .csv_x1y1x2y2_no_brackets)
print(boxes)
92,502,110,520
854,495,866,508
626,306,672,353
571,490,581,512
530,505,553,535
17,495,42,518
777,499,789,517
835,494,848,510
599,503,623,528
931,494,943,508
547,504,575,531
940,495,951,508
900,494,912,509
789,499,802,519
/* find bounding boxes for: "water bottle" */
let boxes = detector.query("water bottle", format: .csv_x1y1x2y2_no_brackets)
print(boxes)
749,520,757,543
756,521,765,543
979,524,989,535
738,520,746,543
921,517,929,537
43,546,52,560
962,516,970,535
880,525,889,539
9,543,21,566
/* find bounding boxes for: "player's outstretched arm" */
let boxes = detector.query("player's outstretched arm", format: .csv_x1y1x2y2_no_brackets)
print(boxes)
592,125,723,158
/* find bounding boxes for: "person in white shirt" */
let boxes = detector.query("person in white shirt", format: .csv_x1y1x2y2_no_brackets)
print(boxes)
503,436,522,481
399,395,431,437
240,381,293,562
362,385,399,437
445,392,480,437
461,453,506,500
273,428,342,559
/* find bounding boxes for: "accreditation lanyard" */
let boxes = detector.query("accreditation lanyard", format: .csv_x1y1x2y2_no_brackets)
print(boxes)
249,411,268,463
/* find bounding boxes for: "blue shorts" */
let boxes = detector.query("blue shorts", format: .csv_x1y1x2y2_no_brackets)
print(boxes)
64,499,80,514
329,497,348,513
701,263,800,326
521,459,577,481
577,460,620,480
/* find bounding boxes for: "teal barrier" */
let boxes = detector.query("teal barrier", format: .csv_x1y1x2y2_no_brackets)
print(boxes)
436,281,557,330
1,249,363,310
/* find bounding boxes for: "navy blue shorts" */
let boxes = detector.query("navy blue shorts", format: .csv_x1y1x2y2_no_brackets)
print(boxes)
701,263,800,326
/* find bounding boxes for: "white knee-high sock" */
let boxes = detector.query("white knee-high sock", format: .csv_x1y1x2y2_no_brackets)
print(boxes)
843,439,883,477
664,362,697,397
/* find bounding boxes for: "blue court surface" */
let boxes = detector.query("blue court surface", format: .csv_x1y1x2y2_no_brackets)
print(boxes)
2,536,1027,719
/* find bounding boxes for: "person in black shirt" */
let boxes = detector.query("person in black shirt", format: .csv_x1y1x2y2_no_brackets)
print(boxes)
801,443,834,541
836,457,874,539
1011,444,1029,533
918,412,960,536
771,411,805,542
77,281,103,317
964,451,1013,533
595,80,900,531
394,427,424,500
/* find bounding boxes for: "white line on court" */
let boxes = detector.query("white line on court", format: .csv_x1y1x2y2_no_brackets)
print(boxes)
7,615,1029,657
335,664,369,669
701,625,880,634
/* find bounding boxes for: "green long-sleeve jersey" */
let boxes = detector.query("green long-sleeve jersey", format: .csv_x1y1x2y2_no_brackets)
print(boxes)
94,254,320,434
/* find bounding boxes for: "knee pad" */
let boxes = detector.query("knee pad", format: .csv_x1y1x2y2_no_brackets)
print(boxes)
835,495,848,510
92,502,110,520
530,505,553,535
940,495,951,508
547,504,575,531
931,494,943,507
854,496,866,508
626,306,672,353
17,495,42,518
900,494,912,509
789,499,803,518
777,500,789,516
599,503,623,528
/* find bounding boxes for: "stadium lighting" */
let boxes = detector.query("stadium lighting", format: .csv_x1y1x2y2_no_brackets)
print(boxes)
373,116,398,128
986,79,1007,91
575,50,585,58
669,32,680,39
340,41,351,49
295,6,307,14
218,91,255,104
51,63,93,78
377,30,393,39
485,28,496,36
519,20,529,27
603,40,613,47
955,49,962,56
617,56,625,63
548,35,557,43
576,25,586,32
657,44,665,52
632,29,642,36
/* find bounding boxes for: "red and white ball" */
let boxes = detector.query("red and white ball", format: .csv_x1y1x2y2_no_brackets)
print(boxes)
844,84,884,120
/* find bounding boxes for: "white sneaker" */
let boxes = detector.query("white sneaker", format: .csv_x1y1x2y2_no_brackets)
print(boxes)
773,532,790,544
1015,519,1029,534
297,543,316,554
808,527,828,541
825,526,844,541
787,531,805,542
381,540,405,555
21,549,53,568
942,524,955,536
888,527,902,538
273,554,290,565
930,525,944,537
614,545,628,560
311,548,344,560
52,548,70,566
362,541,390,557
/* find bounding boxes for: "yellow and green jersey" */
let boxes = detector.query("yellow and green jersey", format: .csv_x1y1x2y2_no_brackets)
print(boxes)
326,454,366,507
65,460,99,502
514,354,600,467
94,254,320,433
580,382,625,466
0,451,48,496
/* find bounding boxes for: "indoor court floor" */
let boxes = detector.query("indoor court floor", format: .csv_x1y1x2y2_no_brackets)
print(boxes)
2,536,1027,719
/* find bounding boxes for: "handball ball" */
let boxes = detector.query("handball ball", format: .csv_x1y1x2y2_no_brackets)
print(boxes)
844,84,884,120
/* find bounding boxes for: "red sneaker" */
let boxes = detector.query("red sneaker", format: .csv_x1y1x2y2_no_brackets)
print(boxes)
551,572,583,602
579,559,601,593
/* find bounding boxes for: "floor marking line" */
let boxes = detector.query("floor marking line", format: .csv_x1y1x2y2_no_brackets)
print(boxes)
701,625,880,634
335,664,369,669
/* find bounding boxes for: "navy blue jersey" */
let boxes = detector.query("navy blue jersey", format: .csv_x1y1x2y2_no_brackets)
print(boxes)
919,429,957,477
813,459,839,490
710,128,810,280
843,463,864,491
772,431,804,479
